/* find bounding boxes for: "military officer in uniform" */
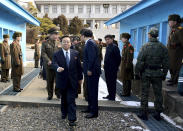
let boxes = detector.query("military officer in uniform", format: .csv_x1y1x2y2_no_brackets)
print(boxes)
41,27,60,100
70,36,83,97
1,34,11,82
135,28,169,121
167,14,183,86
120,33,134,97
34,38,40,68
11,32,24,92
97,38,103,62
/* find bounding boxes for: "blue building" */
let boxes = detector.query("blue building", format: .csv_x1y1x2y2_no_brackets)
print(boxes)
105,0,183,58
0,0,40,62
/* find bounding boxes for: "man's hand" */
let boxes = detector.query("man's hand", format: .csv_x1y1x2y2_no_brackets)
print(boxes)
48,61,52,65
57,67,64,72
87,71,92,76
78,80,82,85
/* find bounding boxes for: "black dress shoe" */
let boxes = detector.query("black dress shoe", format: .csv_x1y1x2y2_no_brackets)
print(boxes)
47,96,52,100
56,94,60,99
81,109,90,113
85,113,98,119
13,89,21,92
103,95,109,99
153,112,161,121
109,98,115,101
20,88,23,90
69,121,76,126
137,113,148,120
62,115,67,119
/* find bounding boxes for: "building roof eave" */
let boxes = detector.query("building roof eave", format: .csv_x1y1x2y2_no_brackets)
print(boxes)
0,0,40,26
105,0,160,25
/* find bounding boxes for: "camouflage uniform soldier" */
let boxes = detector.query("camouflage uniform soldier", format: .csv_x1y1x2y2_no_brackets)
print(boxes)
135,28,169,121
34,38,40,68
11,32,24,92
167,14,183,86
1,35,11,82
120,33,134,96
41,27,60,100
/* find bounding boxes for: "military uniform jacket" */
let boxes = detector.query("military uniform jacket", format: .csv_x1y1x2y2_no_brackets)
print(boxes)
71,42,84,62
34,43,40,61
135,38,169,78
167,26,183,68
10,41,24,77
41,39,59,69
120,42,134,81
1,41,11,69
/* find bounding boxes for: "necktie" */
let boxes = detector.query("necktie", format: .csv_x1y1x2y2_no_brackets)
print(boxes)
66,51,70,67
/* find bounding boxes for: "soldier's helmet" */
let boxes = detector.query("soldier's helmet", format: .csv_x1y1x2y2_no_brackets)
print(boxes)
48,27,60,34
148,27,159,38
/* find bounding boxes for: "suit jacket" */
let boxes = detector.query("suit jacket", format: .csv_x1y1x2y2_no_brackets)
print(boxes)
83,39,101,76
104,43,121,73
52,49,83,90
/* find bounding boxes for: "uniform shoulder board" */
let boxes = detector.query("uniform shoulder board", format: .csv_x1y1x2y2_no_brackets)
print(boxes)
178,26,183,30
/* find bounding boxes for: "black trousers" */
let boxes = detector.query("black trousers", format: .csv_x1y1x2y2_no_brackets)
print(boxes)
87,76,99,115
60,80,77,121
105,70,117,100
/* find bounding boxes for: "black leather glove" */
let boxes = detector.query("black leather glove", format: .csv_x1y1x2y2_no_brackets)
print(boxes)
135,74,140,80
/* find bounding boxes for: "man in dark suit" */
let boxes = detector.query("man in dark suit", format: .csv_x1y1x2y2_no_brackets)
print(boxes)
103,35,121,101
52,36,83,126
80,29,101,118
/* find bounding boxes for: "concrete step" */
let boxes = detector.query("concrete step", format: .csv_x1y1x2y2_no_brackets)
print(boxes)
0,95,154,113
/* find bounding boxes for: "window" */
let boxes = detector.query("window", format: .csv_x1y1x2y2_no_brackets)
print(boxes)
95,5,100,14
104,8,109,13
3,29,8,35
44,5,49,13
131,29,137,51
78,5,83,13
87,5,91,14
112,5,117,14
142,27,147,45
69,5,74,13
61,5,66,13
111,24,116,29
0,28,2,40
9,30,14,40
52,5,57,13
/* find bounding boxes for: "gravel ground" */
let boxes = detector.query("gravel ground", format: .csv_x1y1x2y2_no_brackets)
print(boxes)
0,106,145,131
0,67,34,92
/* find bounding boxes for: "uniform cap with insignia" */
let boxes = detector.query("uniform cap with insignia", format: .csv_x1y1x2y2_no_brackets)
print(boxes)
121,33,131,40
48,27,60,34
13,32,22,39
168,14,181,23
3,34,9,39
148,27,159,38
